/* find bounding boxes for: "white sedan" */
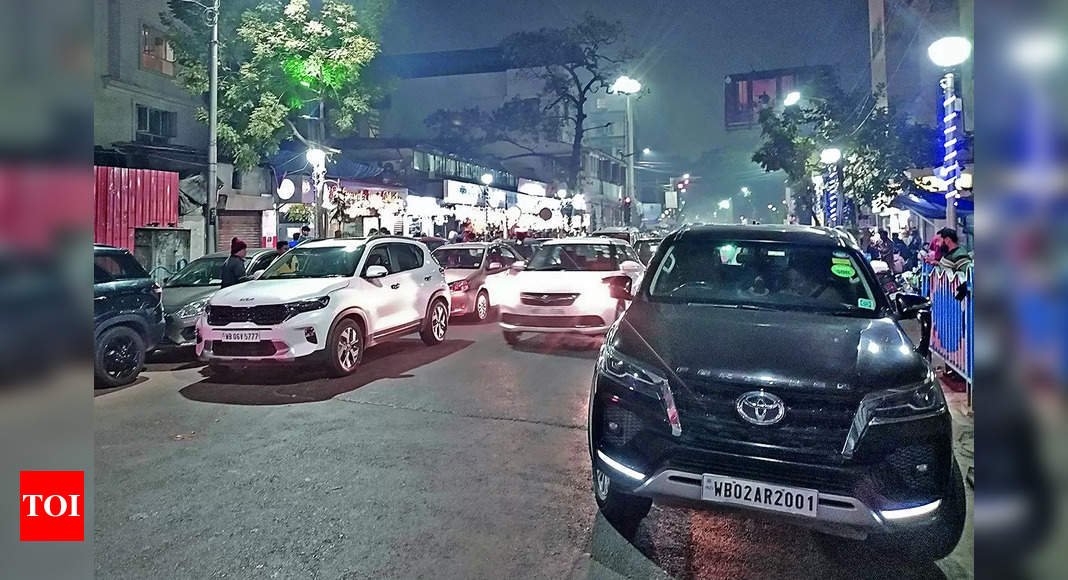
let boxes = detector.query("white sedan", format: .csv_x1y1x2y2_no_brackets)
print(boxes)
498,237,645,344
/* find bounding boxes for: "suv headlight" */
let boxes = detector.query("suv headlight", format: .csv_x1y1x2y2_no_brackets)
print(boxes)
286,296,330,317
175,297,209,319
599,344,681,436
842,372,945,457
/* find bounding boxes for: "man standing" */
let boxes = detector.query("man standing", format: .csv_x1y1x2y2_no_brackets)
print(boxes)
937,228,972,271
873,229,895,264
221,237,248,288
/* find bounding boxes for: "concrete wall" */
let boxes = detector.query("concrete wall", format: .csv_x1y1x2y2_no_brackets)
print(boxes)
93,0,207,149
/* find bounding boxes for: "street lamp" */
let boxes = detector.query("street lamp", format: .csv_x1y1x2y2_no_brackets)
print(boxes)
718,199,731,210
612,75,642,225
306,148,328,237
642,147,652,155
783,90,802,107
555,188,567,199
480,173,494,186
928,36,972,228
819,148,842,164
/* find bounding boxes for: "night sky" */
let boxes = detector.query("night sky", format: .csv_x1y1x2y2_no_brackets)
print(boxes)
380,0,871,209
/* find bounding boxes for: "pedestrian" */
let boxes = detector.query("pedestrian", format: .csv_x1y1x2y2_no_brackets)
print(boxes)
288,231,301,248
871,229,894,264
221,237,247,288
891,231,910,271
937,228,971,272
924,232,943,265
906,227,922,263
275,240,289,253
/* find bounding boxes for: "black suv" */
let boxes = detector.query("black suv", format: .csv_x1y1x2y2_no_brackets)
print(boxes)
94,245,165,387
588,225,964,560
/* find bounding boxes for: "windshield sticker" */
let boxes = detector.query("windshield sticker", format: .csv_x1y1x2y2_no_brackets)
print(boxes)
768,250,786,257
831,257,851,265
831,263,856,278
833,250,849,258
857,297,875,310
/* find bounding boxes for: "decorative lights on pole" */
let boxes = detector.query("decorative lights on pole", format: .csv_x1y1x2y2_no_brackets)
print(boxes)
306,148,327,237
611,75,642,227
820,148,844,226
928,36,972,229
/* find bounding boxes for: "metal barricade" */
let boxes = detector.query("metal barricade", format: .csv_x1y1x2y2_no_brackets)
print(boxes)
923,264,973,394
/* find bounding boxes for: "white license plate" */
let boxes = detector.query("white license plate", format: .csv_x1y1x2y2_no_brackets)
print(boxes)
701,475,818,518
220,330,261,342
542,307,569,315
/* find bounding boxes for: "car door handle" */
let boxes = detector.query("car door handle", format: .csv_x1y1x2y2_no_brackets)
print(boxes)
391,283,401,289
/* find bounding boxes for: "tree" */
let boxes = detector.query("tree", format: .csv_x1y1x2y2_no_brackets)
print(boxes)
425,14,628,192
752,77,937,224
164,0,387,170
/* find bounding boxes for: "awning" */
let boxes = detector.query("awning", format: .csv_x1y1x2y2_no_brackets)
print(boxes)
890,189,973,220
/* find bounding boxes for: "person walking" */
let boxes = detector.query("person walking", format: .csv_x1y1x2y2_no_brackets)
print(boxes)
221,237,248,288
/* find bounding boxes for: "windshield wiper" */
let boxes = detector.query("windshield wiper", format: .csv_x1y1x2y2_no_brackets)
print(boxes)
690,302,776,311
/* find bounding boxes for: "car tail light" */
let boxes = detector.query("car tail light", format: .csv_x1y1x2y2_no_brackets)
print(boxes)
450,280,470,292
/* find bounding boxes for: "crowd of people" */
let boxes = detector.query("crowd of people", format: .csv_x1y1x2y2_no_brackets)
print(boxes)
857,225,971,274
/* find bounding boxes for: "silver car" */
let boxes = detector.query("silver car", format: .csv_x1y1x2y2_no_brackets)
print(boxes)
156,248,279,350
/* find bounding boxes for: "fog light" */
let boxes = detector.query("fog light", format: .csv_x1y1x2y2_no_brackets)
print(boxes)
607,421,620,434
304,328,318,344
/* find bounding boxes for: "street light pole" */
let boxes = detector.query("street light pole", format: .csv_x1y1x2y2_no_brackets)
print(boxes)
928,36,972,232
625,93,635,226
194,0,221,253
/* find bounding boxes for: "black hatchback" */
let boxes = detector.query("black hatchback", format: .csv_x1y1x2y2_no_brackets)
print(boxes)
94,245,165,387
588,225,964,561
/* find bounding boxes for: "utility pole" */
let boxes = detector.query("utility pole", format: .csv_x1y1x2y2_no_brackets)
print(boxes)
624,93,635,227
207,0,219,253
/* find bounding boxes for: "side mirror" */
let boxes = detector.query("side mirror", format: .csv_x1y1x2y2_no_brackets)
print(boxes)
894,292,931,318
364,265,389,279
603,275,633,301
510,260,526,272
488,262,503,271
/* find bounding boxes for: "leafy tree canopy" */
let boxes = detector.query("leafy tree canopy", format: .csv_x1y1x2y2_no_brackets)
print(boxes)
164,0,387,170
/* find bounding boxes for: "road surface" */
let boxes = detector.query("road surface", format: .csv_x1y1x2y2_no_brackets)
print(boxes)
95,318,973,579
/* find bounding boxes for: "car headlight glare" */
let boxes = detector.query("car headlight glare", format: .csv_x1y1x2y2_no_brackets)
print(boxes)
175,298,209,319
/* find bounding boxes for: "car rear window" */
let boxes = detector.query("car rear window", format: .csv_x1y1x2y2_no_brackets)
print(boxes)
94,252,149,283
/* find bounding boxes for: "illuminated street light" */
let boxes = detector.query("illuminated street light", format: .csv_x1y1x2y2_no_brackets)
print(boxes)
820,148,842,164
610,76,642,94
683,173,691,180
306,148,326,169
556,188,568,199
718,199,731,210
927,36,972,68
783,91,801,107
642,147,652,155
480,173,494,186
740,186,751,197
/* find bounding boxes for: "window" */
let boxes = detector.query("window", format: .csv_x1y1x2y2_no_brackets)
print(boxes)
364,245,394,274
389,243,424,272
94,252,149,283
136,104,177,145
141,26,175,76
528,244,619,272
260,245,366,279
497,246,517,266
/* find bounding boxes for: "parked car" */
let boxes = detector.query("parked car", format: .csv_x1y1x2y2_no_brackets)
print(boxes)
157,248,279,350
418,236,449,252
93,245,165,387
633,236,663,266
588,224,964,560
197,237,450,377
498,237,644,344
591,226,641,246
433,242,520,321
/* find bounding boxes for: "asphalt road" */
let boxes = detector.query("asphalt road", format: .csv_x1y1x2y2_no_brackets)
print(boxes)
95,317,973,579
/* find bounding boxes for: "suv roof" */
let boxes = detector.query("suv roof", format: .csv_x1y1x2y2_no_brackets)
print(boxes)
671,224,856,248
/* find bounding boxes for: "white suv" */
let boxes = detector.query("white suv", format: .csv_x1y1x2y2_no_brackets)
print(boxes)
498,237,645,344
196,237,450,377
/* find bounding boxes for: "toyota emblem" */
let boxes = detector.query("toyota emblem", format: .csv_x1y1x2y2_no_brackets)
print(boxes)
735,390,786,426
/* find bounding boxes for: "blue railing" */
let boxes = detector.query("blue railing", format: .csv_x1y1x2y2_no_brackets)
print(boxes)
921,263,973,393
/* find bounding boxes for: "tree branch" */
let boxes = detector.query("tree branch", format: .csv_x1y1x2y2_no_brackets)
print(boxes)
580,122,612,135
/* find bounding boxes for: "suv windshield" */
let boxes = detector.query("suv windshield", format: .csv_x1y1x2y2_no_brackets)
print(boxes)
434,248,484,269
647,240,879,315
528,244,620,272
260,245,365,279
166,257,225,287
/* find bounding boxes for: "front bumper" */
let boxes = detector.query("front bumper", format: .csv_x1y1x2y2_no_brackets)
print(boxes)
450,290,475,316
195,308,333,363
590,370,955,539
498,296,618,335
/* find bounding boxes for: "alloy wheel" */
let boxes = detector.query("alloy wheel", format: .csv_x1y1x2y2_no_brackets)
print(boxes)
104,335,139,380
336,326,361,371
432,303,448,340
477,294,489,320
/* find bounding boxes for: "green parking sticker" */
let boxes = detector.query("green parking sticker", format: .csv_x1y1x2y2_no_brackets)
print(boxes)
831,263,856,278
831,257,851,265
857,298,875,310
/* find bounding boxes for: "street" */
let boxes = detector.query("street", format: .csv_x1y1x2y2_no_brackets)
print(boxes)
95,318,973,579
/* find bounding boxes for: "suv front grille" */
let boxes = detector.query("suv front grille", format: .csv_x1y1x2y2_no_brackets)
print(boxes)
520,292,579,306
207,305,288,326
500,313,604,328
677,380,858,460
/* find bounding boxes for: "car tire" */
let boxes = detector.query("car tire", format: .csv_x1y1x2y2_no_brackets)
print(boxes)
327,318,364,377
473,291,490,322
503,331,521,345
593,465,652,537
94,325,146,388
420,299,449,346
